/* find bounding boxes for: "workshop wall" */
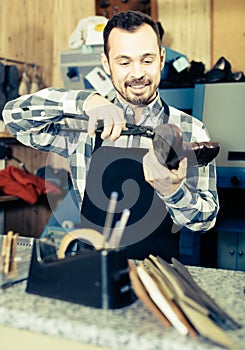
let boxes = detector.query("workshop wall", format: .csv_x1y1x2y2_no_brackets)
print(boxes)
158,0,211,69
211,0,245,73
0,0,244,88
0,0,94,87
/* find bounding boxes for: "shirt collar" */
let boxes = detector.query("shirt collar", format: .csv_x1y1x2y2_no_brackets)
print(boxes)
114,91,163,125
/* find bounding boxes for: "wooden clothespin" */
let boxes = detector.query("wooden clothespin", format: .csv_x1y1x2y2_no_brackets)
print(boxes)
1,231,19,274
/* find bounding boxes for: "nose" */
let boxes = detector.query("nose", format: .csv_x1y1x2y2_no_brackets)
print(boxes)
130,61,145,79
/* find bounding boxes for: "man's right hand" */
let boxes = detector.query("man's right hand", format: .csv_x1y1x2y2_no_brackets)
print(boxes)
84,94,126,141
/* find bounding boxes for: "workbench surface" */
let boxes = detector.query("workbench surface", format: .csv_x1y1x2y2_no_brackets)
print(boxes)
0,261,244,350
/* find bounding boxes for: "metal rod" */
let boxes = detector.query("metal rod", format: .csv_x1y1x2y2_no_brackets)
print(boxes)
102,191,118,243
108,209,130,248
0,57,39,68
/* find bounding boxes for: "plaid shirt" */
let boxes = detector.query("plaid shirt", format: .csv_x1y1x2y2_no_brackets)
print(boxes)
3,87,219,232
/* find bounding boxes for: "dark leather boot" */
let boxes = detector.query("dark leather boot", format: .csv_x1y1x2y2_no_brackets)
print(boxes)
152,124,220,169
5,64,20,101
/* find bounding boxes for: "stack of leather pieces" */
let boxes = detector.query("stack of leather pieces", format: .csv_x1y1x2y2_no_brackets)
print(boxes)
129,256,240,349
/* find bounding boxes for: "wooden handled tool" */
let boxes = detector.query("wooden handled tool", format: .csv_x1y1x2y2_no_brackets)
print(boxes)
1,231,19,274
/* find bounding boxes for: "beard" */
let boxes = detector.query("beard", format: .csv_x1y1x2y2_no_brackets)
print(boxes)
111,77,159,106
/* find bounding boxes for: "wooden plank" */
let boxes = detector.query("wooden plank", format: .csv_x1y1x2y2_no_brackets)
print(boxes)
0,196,19,203
5,144,48,174
4,196,53,237
211,0,245,72
0,0,244,88
158,0,211,69
0,0,95,87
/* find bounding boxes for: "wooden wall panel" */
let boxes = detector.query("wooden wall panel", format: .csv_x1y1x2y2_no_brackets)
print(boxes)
158,0,211,69
5,144,48,174
0,0,95,88
211,0,245,72
0,0,212,88
0,1,54,86
0,0,244,89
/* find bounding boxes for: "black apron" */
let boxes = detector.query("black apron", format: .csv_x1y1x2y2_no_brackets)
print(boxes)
79,100,180,261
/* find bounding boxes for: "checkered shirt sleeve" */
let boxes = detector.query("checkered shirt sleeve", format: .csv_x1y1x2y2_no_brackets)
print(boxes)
2,90,219,232
158,107,219,231
2,87,95,204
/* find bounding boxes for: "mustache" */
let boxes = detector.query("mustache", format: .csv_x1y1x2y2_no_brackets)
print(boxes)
125,78,151,86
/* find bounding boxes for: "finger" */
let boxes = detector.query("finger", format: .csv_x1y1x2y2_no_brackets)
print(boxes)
101,124,113,139
142,153,153,182
109,122,126,141
172,157,187,176
171,157,187,183
101,123,125,141
87,114,98,137
100,115,126,140
179,157,188,170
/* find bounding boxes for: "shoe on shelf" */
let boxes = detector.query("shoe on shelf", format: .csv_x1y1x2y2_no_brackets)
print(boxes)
231,71,244,82
187,60,206,84
159,58,192,88
205,56,233,83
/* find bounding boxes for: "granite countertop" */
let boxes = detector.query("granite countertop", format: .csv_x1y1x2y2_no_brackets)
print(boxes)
0,261,244,350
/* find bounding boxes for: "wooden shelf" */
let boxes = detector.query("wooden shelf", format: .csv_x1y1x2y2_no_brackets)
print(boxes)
0,195,19,203
0,132,14,138
95,0,158,21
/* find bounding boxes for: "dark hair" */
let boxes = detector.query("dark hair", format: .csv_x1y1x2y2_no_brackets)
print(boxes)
103,11,161,58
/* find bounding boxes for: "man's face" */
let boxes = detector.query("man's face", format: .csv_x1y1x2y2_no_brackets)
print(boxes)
102,24,165,106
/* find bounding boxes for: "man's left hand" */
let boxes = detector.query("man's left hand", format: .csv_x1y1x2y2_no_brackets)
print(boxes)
143,147,187,196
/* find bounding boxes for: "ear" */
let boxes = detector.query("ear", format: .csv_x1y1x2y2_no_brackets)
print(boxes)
101,53,110,76
160,47,166,71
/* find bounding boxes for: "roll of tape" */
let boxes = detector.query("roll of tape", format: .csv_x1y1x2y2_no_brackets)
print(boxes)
58,228,107,259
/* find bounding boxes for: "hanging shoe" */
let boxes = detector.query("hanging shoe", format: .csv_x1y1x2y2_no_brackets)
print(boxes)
30,75,40,93
30,65,41,93
205,56,232,83
0,62,7,118
5,64,20,101
18,70,31,95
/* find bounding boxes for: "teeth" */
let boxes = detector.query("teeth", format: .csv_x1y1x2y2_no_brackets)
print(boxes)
131,85,145,88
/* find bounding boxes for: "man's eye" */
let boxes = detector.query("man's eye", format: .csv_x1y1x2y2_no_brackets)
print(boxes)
119,61,129,66
143,58,153,64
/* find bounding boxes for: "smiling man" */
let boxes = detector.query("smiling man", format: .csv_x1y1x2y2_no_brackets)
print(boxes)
101,20,164,110
2,11,219,260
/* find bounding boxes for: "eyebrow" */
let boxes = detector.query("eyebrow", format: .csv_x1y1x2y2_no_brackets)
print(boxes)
114,53,157,61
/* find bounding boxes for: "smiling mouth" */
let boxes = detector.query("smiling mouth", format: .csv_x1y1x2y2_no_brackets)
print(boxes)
127,82,150,89
126,78,151,87
130,85,145,89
